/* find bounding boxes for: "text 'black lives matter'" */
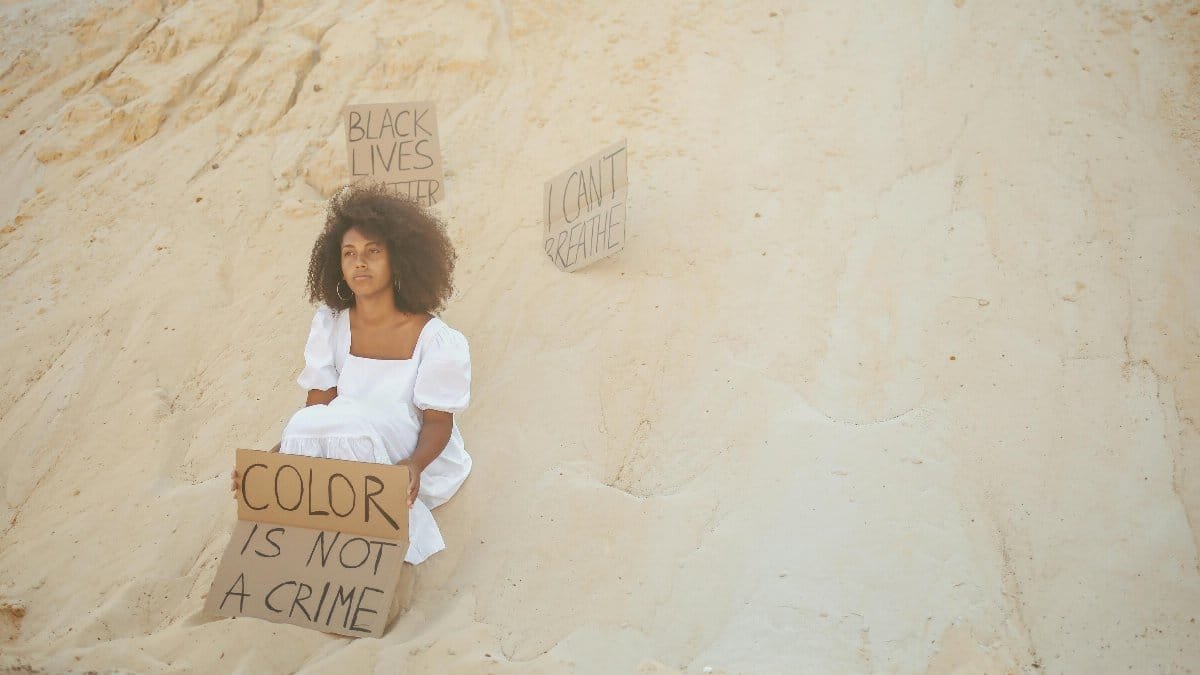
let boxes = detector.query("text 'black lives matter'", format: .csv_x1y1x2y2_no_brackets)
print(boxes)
345,101,446,206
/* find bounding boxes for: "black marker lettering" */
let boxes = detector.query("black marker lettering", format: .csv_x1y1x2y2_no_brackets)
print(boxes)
275,464,303,512
347,111,365,142
261,527,284,558
219,573,249,612
393,109,411,137
371,541,399,575
566,219,587,266
586,164,602,209
603,147,626,199
607,201,624,249
414,108,431,136
413,138,434,170
349,586,383,633
397,140,415,170
241,463,268,510
574,170,590,218
338,537,371,569
265,581,295,614
239,522,260,556
328,473,355,518
363,475,400,531
326,585,356,628
364,109,379,139
591,210,606,253
562,171,580,223
307,530,339,567
307,469,329,516
289,582,314,620
349,145,367,176
312,580,331,621
555,230,570,268
372,143,394,173
380,109,395,138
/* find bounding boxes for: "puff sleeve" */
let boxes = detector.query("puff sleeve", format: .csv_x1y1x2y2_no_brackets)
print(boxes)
296,305,339,391
414,325,471,414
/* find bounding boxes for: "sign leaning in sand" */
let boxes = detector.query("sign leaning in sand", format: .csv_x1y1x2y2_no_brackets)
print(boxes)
204,450,410,638
544,139,628,272
345,101,445,206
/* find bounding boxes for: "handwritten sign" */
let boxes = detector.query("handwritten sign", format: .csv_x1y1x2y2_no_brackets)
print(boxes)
345,101,445,205
235,449,408,540
203,520,406,638
544,140,628,272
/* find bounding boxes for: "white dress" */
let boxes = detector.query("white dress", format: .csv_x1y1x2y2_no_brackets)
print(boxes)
280,305,473,564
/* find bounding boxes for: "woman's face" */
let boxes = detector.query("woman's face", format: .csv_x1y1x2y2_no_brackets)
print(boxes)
341,227,393,299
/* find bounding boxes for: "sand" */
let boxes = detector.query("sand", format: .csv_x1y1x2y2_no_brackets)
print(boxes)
1,0,1198,672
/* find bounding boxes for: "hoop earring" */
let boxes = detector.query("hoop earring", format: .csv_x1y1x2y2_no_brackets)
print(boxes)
336,280,353,302
393,274,401,297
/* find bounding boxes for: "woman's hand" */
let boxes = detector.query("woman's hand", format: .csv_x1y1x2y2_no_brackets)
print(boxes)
398,459,421,508
400,410,450,509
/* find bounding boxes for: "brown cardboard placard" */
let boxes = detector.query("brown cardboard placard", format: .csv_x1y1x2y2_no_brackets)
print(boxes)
345,101,445,205
543,139,628,272
204,520,407,638
235,449,409,541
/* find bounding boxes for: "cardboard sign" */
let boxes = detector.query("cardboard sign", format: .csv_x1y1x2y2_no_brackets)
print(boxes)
204,520,406,638
345,101,445,205
235,449,409,541
543,140,628,272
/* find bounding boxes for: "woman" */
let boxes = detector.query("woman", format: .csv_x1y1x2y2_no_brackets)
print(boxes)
234,183,471,565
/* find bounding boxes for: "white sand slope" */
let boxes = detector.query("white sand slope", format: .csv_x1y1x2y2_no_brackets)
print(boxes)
1,1,1198,672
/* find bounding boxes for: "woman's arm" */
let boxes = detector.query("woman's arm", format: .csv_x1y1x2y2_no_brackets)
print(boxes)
400,409,453,506
306,387,337,406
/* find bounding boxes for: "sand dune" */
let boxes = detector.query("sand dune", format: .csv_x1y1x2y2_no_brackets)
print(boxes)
1,0,1198,672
